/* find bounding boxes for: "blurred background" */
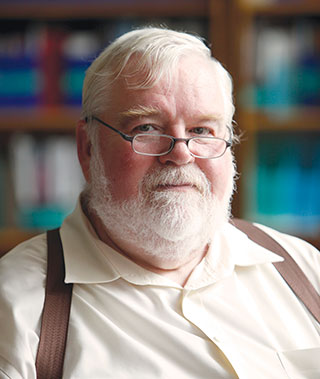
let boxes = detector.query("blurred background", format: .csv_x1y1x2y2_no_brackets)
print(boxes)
0,0,319,253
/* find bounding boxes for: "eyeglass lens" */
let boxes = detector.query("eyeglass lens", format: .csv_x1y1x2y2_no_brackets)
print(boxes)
133,135,226,158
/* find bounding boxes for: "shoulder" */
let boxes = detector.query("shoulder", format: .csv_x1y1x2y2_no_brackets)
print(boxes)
252,223,320,292
0,233,47,286
0,233,48,378
0,232,48,310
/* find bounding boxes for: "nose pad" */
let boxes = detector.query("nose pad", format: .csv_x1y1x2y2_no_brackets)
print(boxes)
158,139,195,166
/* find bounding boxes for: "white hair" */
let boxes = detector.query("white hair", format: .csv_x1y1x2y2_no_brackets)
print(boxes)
81,27,236,143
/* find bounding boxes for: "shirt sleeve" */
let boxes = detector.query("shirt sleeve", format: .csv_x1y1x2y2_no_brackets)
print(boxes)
0,234,47,379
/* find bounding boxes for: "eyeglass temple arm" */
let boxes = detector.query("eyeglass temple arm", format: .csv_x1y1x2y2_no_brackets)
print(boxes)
84,116,133,142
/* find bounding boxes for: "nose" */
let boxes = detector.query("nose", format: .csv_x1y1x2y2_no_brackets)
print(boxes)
158,139,195,166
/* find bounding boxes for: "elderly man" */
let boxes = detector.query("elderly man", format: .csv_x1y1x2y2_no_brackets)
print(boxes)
0,27,319,378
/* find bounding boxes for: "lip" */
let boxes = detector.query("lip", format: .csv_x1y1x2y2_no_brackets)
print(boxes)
156,183,197,192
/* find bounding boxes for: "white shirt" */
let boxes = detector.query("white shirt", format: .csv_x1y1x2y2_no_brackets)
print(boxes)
0,200,320,379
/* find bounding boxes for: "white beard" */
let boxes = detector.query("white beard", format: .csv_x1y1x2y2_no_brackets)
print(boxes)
83,147,234,262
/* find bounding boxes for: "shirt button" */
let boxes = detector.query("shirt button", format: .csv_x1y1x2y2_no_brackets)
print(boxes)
213,336,220,343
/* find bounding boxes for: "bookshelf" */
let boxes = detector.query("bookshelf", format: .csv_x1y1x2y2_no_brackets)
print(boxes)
1,0,320,252
229,0,320,248
0,0,233,253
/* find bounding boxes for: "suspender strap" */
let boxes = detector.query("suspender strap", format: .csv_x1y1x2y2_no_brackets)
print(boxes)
35,228,73,379
233,218,320,323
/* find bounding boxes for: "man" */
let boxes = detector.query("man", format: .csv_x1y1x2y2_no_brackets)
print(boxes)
0,27,319,378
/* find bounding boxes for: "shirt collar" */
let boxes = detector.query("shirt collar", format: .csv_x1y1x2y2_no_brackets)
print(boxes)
227,222,284,266
61,199,180,287
184,222,284,289
61,199,120,284
61,198,283,287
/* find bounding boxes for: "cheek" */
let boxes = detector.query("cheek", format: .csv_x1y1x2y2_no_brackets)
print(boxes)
199,153,234,200
100,143,155,200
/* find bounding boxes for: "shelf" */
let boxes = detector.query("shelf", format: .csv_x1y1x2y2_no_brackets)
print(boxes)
238,0,320,17
238,107,320,132
12,104,320,135
0,0,208,19
0,106,80,132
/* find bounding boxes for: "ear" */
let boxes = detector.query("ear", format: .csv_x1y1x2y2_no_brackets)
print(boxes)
76,119,92,182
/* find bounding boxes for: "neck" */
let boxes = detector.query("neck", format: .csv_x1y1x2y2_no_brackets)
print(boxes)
83,204,208,286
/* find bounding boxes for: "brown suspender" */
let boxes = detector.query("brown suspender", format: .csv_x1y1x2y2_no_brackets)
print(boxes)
34,221,320,378
35,228,73,379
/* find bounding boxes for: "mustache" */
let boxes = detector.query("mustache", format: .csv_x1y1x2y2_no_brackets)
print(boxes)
141,166,211,195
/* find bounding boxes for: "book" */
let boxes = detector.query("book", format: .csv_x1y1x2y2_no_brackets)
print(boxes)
10,134,84,229
246,132,320,236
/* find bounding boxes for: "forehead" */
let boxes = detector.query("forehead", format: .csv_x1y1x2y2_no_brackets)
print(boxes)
108,56,226,123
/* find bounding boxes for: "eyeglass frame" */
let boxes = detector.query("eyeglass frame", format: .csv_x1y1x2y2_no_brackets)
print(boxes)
85,115,233,159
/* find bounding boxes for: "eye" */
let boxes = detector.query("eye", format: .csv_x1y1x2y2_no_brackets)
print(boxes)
190,127,213,136
133,124,156,134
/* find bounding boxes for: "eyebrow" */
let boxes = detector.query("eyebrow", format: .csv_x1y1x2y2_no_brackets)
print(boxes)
117,106,224,128
196,113,223,123
118,105,161,123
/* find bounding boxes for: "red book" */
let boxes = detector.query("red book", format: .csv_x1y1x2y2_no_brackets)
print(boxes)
40,27,66,107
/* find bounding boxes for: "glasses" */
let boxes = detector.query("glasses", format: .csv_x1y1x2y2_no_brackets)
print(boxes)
86,116,232,159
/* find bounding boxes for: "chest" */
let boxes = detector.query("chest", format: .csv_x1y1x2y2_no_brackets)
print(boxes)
62,270,320,378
